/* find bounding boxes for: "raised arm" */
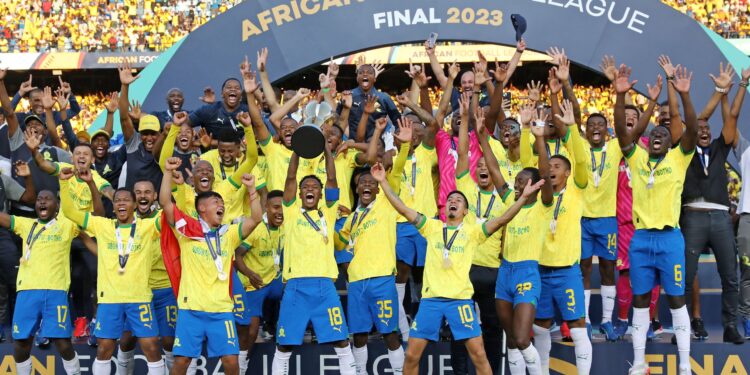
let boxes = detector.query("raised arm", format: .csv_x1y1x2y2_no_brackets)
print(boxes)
324,141,337,190
483,178,544,234
0,69,20,138
269,88,307,131
552,53,582,127
389,118,412,191
14,161,36,206
699,63,734,121
658,55,684,144
77,168,105,216
614,65,638,152
239,174,262,238
118,61,140,143
518,102,536,167
244,71,271,143
59,169,86,227
256,48,280,113
485,62,509,136
102,92,118,137
476,111,508,195
40,87,63,148
436,62,460,126
283,153,300,203
672,66,698,153
159,157,182,226
366,117,387,165
532,121,554,205
424,40,448,88
356,95,377,142
230,112,259,181
24,129,57,174
728,67,750,146
371,162,419,223
557,100,587,188
456,91,471,177
158,112,188,169
394,92,438,147
503,40,526,87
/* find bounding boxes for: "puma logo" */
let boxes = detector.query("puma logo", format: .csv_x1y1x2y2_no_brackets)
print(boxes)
332,326,342,333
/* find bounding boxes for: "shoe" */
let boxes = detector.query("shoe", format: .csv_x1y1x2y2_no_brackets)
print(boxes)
724,326,745,345
73,317,88,338
561,322,572,342
600,321,618,342
87,319,97,347
691,318,708,340
34,328,50,348
614,319,628,338
744,319,750,340
651,320,663,336
646,324,655,341
628,363,650,375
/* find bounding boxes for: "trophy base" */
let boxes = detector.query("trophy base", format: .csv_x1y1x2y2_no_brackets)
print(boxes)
291,125,326,159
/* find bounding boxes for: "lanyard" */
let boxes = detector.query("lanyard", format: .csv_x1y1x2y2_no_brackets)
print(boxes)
219,161,238,180
21,219,56,263
442,223,462,268
696,146,709,176
262,214,282,272
403,154,417,195
221,106,238,131
549,188,566,235
476,192,496,222
590,143,607,187
348,201,374,251
545,139,561,158
201,219,227,281
646,156,665,189
115,220,137,274
302,209,328,243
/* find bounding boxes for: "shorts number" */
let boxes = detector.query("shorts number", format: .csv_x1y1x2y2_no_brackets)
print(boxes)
234,294,245,312
607,233,617,249
166,306,177,324
224,321,235,339
56,305,68,324
516,282,532,294
377,300,393,319
674,264,683,283
139,304,153,322
327,307,343,326
565,289,576,307
458,305,474,324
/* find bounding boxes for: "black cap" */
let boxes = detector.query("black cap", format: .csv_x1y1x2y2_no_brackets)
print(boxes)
24,114,43,126
511,14,527,42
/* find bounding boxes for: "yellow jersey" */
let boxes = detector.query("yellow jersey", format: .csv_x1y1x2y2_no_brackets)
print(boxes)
582,138,623,218
174,179,246,224
488,136,523,183
259,136,321,192
254,155,268,190
53,162,111,213
140,209,171,290
336,194,398,282
11,215,79,291
540,180,586,267
314,151,362,211
455,171,511,268
625,145,693,230
175,222,244,313
281,198,339,280
82,214,161,303
416,216,488,300
239,221,283,291
398,144,438,222
502,201,552,263
202,149,240,182
520,128,571,168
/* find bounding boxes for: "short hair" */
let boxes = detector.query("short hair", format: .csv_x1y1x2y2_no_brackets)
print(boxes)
550,155,572,170
114,188,135,201
299,175,323,189
446,190,469,207
217,128,241,144
73,143,95,154
586,113,608,125
195,191,223,212
221,78,241,90
166,88,183,96
134,180,156,190
520,167,542,184
355,168,371,184
356,64,375,75
658,100,669,107
37,189,58,202
328,124,344,137
623,104,641,116
267,190,284,200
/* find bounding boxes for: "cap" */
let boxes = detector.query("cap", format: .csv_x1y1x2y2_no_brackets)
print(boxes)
139,114,160,133
510,14,527,42
90,129,111,140
24,114,44,126
76,130,91,143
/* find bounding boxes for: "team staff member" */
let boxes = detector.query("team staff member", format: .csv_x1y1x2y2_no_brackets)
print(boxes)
60,168,166,375
614,64,698,375
160,157,264,375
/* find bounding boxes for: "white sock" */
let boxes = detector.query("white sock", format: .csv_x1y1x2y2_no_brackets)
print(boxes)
387,347,404,375
92,359,112,375
239,350,249,374
164,351,174,372
116,349,135,375
507,349,527,375
601,285,617,324
272,349,292,375
187,358,198,375
520,345,543,375
670,306,691,371
334,346,357,375
584,289,592,324
570,327,593,375
532,325,551,375
147,360,165,375
396,283,409,340
15,358,32,375
62,353,82,375
352,345,368,375
631,307,650,367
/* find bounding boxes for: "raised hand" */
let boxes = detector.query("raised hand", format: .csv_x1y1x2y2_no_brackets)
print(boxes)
58,76,72,94
23,128,42,152
395,92,411,107
296,87,311,98
546,46,566,66
327,57,340,78
241,173,257,192
555,99,576,125
118,60,140,85
518,102,536,126
424,39,436,56
476,51,488,74
77,168,93,183
394,116,413,143
198,128,212,149
200,87,216,104
237,111,252,127
59,167,74,181
614,64,638,94
526,80,543,102
448,60,460,80
14,161,30,177
600,55,617,82
647,75,663,102
105,92,119,113
490,60,509,83
372,60,385,78
473,67,490,87
743,67,750,82
671,65,693,94
128,100,142,120
657,55,676,77
318,73,332,89
55,87,70,110
41,86,55,110
171,170,185,185
709,62,735,90
355,55,366,70
240,56,259,93
173,111,189,126
341,90,352,109
256,47,268,72
458,91,471,117
370,162,386,182
374,117,388,132
474,108,486,132
520,178,545,199
555,55,570,82
363,95,377,114
548,68,562,95
18,75,36,96
516,39,526,52
336,139,354,155
165,157,182,172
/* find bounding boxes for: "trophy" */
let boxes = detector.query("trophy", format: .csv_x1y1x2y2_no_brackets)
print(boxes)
291,100,332,159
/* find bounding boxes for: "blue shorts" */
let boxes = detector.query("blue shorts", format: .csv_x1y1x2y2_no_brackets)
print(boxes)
629,229,685,296
396,222,427,267
95,302,159,339
12,290,72,340
536,266,586,321
348,276,399,334
152,287,178,338
410,298,481,341
173,310,238,358
246,276,284,318
581,217,617,261
494,260,540,307
277,278,349,345
232,272,251,326
335,217,354,264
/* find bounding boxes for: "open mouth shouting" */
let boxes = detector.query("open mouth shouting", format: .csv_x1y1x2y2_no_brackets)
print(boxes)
304,192,316,206
652,138,664,152
137,198,151,213
199,177,211,190
226,92,239,106
591,129,602,143
178,135,191,149
361,188,373,201
360,77,371,90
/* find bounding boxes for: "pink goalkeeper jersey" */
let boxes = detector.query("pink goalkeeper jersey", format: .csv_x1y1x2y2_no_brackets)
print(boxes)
435,129,483,221
616,136,650,225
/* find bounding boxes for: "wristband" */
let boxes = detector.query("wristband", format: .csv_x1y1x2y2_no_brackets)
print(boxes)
667,75,675,81
321,88,330,93
473,91,481,95
715,86,729,94
741,81,749,88
516,49,524,53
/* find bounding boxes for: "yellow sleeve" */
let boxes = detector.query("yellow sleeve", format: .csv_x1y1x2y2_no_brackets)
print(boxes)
564,127,588,189
158,124,180,171
415,215,438,238
174,183,189,213
93,170,112,192
335,215,353,251
50,161,69,176
520,128,534,168
60,179,87,228
228,127,258,187
387,143,410,193
455,170,476,196
10,216,31,238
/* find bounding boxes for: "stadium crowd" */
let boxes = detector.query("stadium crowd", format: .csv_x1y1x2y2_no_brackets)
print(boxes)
0,0,748,53
0,37,748,375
